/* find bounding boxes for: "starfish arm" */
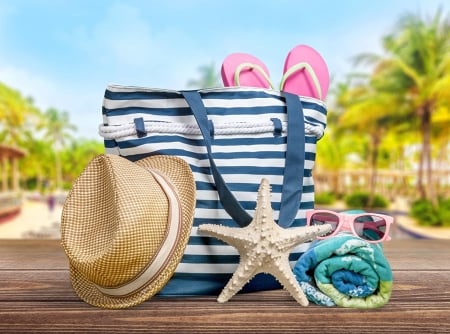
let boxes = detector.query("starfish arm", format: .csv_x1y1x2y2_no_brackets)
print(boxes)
265,257,309,306
217,256,259,303
198,224,254,248
198,224,237,236
277,224,332,252
197,180,330,306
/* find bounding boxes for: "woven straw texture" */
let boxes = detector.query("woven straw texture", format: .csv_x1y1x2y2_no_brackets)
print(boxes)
61,154,195,309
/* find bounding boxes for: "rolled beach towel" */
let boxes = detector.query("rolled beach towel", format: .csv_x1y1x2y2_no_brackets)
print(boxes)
293,233,393,308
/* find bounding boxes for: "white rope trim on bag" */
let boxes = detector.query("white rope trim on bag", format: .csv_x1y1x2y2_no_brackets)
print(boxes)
98,121,323,140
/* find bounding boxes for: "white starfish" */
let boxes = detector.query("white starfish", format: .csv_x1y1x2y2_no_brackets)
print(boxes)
198,178,332,306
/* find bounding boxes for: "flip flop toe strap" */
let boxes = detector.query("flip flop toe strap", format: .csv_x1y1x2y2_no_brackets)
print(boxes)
234,62,275,89
280,62,322,100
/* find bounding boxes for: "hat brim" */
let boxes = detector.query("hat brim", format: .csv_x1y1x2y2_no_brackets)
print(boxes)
68,155,196,309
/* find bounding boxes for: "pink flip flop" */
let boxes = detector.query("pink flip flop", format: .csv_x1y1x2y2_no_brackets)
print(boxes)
280,45,330,100
221,52,274,89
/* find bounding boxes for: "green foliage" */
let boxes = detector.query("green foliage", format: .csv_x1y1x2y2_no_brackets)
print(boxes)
315,192,336,205
344,192,388,209
0,81,41,144
411,198,450,227
60,140,105,189
324,9,450,203
1,81,103,191
186,62,221,88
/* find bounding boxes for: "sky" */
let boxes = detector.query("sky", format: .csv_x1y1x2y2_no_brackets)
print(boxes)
0,0,447,139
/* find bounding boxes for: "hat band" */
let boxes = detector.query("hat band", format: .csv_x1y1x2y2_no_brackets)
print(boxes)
95,170,182,297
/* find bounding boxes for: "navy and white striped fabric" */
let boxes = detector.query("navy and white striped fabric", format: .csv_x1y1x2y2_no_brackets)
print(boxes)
99,85,327,296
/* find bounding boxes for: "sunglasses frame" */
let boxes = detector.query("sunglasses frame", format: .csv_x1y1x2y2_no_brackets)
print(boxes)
306,209,394,243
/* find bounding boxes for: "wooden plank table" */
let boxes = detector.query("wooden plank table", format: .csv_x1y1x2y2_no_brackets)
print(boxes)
1,239,449,333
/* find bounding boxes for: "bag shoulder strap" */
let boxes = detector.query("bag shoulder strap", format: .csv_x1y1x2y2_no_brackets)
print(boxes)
181,90,305,228
278,92,305,227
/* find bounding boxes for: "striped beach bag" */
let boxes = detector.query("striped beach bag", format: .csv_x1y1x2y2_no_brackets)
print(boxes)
99,86,327,295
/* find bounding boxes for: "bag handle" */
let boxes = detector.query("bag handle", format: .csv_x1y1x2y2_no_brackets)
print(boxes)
181,90,305,228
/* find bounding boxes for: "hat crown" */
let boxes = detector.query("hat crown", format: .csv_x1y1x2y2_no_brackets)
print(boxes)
62,155,170,288
61,154,196,309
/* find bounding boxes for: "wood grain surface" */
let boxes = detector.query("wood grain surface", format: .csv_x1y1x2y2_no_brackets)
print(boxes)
1,239,449,333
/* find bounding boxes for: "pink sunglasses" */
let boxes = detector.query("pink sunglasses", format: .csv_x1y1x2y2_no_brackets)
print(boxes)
306,210,394,243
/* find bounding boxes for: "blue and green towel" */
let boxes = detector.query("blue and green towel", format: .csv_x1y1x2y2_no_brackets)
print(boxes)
293,233,393,308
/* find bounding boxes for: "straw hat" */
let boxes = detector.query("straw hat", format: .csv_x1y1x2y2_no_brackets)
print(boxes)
61,154,195,309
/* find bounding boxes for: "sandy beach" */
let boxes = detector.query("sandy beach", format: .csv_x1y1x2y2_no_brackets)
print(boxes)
395,214,450,239
388,197,450,239
0,197,62,239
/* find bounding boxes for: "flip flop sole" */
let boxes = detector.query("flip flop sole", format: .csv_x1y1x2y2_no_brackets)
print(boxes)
281,45,329,100
221,52,272,88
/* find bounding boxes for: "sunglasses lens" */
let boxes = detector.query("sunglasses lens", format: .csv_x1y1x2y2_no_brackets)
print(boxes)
353,215,387,241
310,212,339,236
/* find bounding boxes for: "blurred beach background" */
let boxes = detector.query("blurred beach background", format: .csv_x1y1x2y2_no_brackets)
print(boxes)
0,0,449,240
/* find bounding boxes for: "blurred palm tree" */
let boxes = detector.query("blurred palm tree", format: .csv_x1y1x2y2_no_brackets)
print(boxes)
0,82,41,145
19,134,54,191
60,139,104,188
41,108,77,190
316,79,354,195
337,80,401,205
353,9,450,203
186,62,221,88
0,81,103,192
